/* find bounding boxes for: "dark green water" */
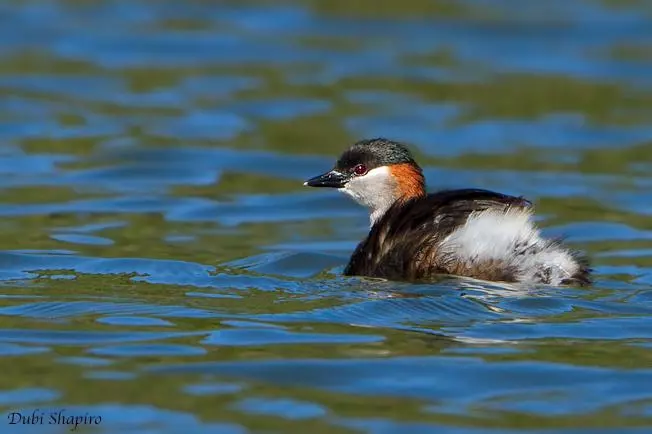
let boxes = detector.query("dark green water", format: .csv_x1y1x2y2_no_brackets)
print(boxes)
1,0,652,432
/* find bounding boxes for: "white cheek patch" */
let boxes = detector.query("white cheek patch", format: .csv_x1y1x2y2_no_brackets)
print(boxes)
362,166,391,179
337,166,396,226
340,167,392,201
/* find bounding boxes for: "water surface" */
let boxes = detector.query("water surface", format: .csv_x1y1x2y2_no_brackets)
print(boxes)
0,0,652,433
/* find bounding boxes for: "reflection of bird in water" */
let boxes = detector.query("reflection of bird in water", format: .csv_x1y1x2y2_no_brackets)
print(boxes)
305,138,591,286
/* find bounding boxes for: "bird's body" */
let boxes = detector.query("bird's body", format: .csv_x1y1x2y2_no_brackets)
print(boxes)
304,138,591,286
344,188,590,285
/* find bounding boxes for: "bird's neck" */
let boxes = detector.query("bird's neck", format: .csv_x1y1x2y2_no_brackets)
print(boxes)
369,164,425,227
369,202,394,227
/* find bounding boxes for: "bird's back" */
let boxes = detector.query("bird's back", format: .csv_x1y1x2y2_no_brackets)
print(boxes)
344,188,590,286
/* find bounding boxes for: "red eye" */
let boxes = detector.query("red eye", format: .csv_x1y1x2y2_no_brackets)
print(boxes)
353,164,367,176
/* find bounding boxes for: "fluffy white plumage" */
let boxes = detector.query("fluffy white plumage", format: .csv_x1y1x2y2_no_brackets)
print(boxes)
438,207,581,285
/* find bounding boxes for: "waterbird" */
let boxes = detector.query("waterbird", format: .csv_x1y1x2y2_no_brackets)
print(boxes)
304,138,591,286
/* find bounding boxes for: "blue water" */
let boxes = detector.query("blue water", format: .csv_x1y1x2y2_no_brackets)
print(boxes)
0,0,651,432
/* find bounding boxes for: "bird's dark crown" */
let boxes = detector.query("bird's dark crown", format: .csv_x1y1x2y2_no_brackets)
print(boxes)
335,138,418,173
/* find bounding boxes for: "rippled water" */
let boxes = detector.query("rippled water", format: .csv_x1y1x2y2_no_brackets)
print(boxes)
1,0,652,432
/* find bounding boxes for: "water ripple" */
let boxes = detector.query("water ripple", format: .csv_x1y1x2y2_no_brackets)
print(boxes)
0,0,650,432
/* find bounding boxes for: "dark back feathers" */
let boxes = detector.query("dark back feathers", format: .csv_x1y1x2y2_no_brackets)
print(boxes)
344,188,532,281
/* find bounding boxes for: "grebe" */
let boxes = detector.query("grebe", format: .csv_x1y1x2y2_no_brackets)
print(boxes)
304,138,591,286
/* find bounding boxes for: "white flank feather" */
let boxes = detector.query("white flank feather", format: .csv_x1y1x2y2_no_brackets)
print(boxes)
438,207,580,285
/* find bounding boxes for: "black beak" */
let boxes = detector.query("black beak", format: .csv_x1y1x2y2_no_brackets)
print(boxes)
303,170,349,188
